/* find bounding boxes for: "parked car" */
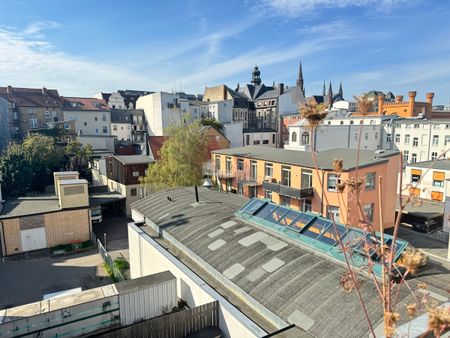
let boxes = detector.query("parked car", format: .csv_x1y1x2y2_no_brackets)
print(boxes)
90,206,103,224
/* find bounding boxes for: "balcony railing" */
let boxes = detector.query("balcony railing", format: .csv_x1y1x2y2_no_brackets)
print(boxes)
262,181,314,199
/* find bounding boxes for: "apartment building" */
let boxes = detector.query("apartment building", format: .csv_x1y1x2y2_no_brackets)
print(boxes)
0,172,91,256
136,92,191,136
212,146,401,230
401,159,450,202
110,108,146,143
0,86,63,139
105,155,154,215
0,96,11,150
382,119,450,163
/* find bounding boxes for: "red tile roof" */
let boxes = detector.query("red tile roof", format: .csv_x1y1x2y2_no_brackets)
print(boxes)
0,86,62,107
148,136,168,160
63,97,109,111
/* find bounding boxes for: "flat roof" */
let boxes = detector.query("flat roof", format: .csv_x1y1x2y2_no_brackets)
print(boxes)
0,195,60,219
132,188,450,338
408,159,450,171
396,196,444,219
111,155,154,165
54,171,79,176
59,179,88,185
213,146,399,171
89,191,126,207
115,270,175,294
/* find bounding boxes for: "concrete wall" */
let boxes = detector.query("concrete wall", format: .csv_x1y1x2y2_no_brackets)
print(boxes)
78,135,115,152
107,179,142,216
111,123,132,141
128,223,267,338
59,182,89,209
223,122,243,148
243,131,276,147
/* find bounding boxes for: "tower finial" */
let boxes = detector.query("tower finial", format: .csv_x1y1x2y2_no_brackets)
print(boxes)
296,61,305,96
251,66,261,86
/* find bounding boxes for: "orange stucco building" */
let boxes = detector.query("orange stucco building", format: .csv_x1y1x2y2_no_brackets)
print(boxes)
212,146,401,231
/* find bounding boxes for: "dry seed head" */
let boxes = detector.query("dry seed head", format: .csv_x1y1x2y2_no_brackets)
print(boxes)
333,158,343,172
354,94,373,115
383,325,395,338
398,248,427,275
418,282,427,289
299,99,328,128
385,311,401,323
427,306,450,337
407,303,417,318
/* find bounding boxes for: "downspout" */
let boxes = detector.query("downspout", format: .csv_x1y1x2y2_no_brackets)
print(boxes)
347,124,351,148
321,170,325,216
0,220,6,257
427,122,432,161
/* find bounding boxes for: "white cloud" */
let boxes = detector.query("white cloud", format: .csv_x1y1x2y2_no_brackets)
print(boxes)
260,0,410,17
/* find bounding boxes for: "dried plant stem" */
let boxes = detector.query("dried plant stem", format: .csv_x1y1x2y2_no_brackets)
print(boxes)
378,176,387,320
310,128,376,337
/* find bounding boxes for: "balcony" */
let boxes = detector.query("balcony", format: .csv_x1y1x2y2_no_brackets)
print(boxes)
215,170,236,179
262,181,314,199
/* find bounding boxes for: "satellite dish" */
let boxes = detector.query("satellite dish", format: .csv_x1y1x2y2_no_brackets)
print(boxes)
203,178,212,188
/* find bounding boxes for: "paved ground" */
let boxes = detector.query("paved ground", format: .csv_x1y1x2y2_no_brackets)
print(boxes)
93,214,130,261
0,250,110,309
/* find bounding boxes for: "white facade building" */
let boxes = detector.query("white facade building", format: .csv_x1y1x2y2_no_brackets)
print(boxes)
382,119,450,164
222,122,244,148
243,129,277,147
136,92,190,136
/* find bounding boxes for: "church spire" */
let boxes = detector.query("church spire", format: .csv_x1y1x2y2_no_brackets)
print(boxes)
322,81,326,98
296,61,305,96
328,82,333,106
251,66,261,86
338,82,343,98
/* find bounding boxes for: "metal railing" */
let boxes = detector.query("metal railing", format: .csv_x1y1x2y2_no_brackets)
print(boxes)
262,181,314,199
97,239,125,281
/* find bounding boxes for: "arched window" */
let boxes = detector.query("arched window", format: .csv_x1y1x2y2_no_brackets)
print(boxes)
301,131,310,145
360,120,364,125
350,120,354,125
291,131,297,142
340,121,344,125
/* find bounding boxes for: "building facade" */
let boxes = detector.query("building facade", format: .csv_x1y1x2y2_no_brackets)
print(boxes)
212,146,401,230
0,86,63,140
110,109,147,143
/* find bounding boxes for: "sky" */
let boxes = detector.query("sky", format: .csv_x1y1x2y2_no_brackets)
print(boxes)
0,0,449,104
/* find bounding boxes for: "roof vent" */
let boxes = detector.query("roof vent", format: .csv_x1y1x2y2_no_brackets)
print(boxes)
374,150,385,155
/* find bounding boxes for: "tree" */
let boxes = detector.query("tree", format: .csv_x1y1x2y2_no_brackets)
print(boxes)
22,134,64,191
64,141,93,181
0,143,32,196
201,117,223,132
141,121,208,192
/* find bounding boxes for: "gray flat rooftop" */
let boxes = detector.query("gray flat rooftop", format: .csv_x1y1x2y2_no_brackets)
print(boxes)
59,179,88,185
115,270,175,294
409,159,450,171
111,155,154,165
0,195,60,219
132,187,450,338
213,146,399,171
88,191,126,207
396,195,444,219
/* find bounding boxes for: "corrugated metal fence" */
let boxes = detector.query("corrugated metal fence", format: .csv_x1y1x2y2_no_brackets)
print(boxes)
98,301,219,338
97,239,125,281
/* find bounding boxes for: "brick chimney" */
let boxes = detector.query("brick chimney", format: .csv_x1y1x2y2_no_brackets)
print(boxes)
278,83,284,95
378,94,384,115
6,85,12,94
408,91,416,116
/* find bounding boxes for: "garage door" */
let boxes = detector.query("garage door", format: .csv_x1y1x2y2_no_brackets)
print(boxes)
21,228,47,252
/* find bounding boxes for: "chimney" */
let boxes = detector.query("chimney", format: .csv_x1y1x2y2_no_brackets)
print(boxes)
278,83,284,95
6,86,12,94
42,87,47,95
395,95,403,103
426,92,434,105
426,92,434,117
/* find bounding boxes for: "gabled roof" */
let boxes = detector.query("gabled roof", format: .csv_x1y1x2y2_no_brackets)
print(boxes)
63,97,109,111
110,108,144,123
148,136,168,160
109,154,154,165
238,84,275,101
0,86,62,108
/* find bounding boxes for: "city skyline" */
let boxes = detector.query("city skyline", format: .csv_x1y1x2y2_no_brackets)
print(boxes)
0,0,449,103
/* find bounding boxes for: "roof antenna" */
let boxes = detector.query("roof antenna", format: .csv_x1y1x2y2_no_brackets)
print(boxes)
194,185,199,203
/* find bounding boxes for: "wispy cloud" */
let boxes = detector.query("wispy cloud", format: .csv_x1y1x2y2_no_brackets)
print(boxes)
260,0,410,17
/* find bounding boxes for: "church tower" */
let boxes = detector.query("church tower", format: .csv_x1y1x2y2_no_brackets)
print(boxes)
296,61,305,96
338,82,343,99
251,66,261,86
327,82,333,106
322,81,326,100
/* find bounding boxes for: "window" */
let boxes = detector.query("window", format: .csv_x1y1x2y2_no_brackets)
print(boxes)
411,153,417,163
28,107,36,114
130,188,137,196
113,125,117,131
265,190,272,201
432,152,438,160
94,116,98,121
432,135,439,146
253,140,260,145
102,113,107,121
281,166,291,186
445,135,450,145
225,157,232,173
103,126,108,134
302,199,312,213
365,133,369,140
365,172,376,190
340,121,344,125
411,170,421,183
301,132,310,145
327,206,340,222
132,171,139,177
403,150,409,163
301,169,313,188
350,121,354,125
375,132,378,140
264,163,273,178
84,122,87,126
95,128,99,133
280,196,290,207
237,159,244,171
45,111,51,119
364,203,374,222
262,140,269,144
29,117,37,128
246,135,250,145
386,133,391,142
272,134,276,144
414,124,420,129
412,137,418,147
327,173,339,191
433,171,445,187
405,134,410,144
291,131,297,142
395,134,400,143
250,161,257,180
215,155,221,171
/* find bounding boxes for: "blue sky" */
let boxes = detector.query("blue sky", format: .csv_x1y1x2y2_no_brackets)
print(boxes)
0,0,449,104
